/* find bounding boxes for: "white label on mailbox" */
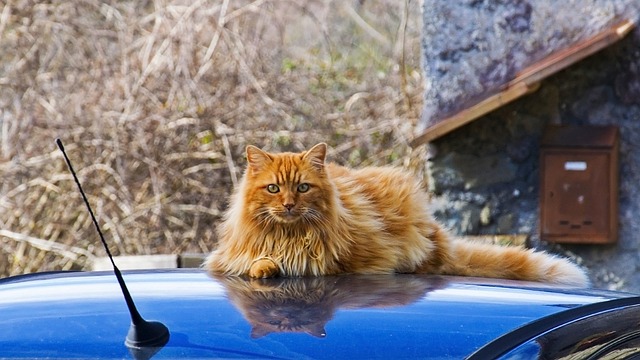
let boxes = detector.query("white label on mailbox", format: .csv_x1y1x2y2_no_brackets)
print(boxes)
564,161,587,171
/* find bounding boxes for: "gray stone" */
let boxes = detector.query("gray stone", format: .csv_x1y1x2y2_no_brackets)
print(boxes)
420,0,640,130
480,205,492,226
432,152,517,190
496,213,515,234
460,205,482,234
570,86,622,125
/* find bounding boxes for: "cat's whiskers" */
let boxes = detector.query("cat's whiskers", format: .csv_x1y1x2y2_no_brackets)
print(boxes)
300,208,327,226
254,208,279,227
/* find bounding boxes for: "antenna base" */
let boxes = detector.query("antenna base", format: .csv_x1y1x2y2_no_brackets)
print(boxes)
125,319,170,349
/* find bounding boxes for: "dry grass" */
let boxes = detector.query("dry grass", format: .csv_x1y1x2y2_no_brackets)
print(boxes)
0,0,424,276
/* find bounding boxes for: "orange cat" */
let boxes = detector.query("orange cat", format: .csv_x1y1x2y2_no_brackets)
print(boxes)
205,143,588,286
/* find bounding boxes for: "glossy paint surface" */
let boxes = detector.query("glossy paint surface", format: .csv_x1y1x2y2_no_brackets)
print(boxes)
0,270,629,359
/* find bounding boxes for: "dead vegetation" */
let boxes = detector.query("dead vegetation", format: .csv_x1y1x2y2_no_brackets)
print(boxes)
0,0,424,276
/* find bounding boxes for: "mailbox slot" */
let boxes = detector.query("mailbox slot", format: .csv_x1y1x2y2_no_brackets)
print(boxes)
540,125,619,244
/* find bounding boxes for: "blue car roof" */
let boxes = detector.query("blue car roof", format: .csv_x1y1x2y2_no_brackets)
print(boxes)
0,269,631,359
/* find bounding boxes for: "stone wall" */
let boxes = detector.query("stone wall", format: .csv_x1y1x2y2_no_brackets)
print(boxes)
419,0,640,131
421,0,640,291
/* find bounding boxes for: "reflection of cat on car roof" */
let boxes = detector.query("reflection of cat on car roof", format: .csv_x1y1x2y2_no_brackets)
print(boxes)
206,143,588,287
215,275,447,338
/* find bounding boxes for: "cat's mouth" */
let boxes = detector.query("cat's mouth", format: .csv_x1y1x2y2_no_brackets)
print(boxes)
272,209,301,223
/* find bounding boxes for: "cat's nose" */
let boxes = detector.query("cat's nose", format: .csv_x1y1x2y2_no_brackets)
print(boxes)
283,203,295,211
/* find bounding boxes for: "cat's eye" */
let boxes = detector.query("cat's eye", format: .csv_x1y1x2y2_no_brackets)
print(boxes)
297,183,310,193
266,184,280,193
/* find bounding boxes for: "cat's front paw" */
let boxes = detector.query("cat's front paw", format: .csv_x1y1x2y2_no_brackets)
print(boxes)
249,257,279,278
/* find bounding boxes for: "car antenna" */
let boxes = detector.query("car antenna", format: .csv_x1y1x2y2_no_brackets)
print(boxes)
56,139,170,355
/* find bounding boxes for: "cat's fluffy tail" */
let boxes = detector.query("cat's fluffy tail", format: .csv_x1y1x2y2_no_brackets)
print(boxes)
441,240,589,287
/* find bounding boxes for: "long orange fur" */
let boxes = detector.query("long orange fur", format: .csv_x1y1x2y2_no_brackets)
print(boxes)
205,143,588,286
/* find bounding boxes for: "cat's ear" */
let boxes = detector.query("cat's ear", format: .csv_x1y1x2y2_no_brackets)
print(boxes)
250,325,271,339
246,145,272,171
303,143,327,171
305,324,327,338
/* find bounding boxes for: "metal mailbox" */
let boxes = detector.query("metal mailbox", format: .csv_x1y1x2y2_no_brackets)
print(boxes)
540,125,619,244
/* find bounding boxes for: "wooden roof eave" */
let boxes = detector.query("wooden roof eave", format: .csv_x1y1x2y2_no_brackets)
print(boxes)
410,19,635,148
